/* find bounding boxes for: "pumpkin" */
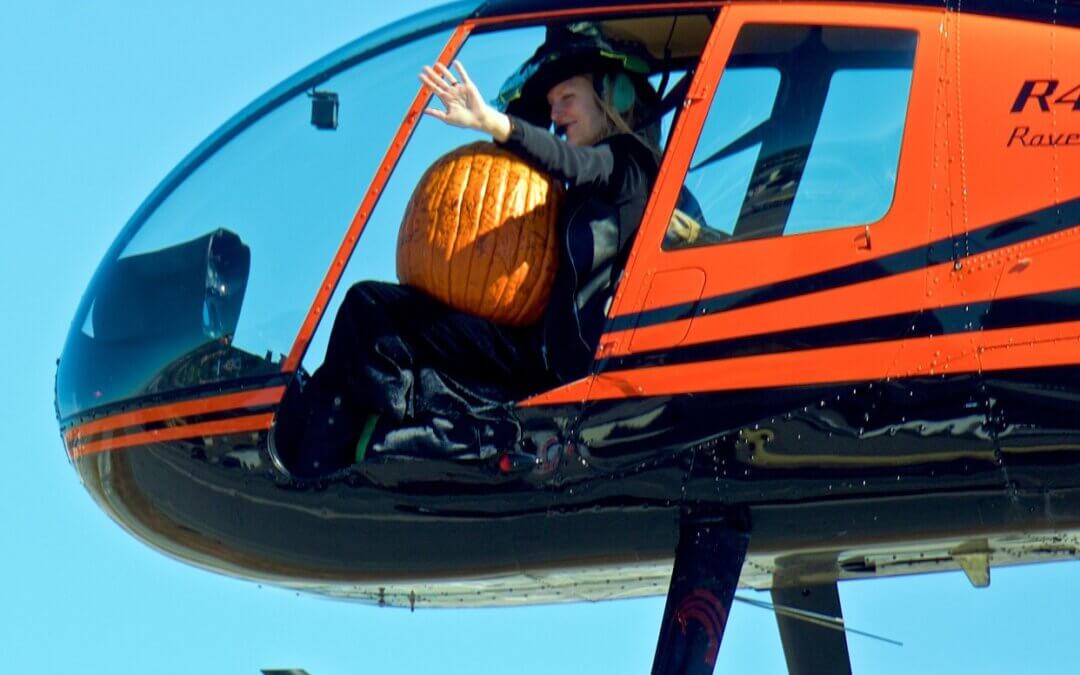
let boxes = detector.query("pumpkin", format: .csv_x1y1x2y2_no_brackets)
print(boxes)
396,141,562,326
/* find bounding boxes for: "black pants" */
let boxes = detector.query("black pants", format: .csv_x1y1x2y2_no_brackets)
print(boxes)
314,280,553,426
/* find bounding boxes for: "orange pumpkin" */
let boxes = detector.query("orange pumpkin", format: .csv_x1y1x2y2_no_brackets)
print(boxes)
397,141,562,326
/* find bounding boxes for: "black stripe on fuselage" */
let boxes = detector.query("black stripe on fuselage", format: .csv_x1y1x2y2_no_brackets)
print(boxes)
475,0,1080,28
59,372,291,430
609,199,1080,334
600,287,1080,373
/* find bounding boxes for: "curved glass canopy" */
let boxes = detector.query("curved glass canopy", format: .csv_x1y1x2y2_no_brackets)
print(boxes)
56,2,719,423
55,2,480,420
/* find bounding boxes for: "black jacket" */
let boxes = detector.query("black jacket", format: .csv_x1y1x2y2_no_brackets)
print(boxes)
499,116,659,382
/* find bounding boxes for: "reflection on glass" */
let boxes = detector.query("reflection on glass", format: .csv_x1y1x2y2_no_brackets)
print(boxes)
787,68,914,233
56,27,455,418
681,68,780,241
670,24,917,249
301,26,547,373
120,28,454,359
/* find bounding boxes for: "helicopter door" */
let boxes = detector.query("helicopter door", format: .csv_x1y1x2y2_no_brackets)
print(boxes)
578,4,973,464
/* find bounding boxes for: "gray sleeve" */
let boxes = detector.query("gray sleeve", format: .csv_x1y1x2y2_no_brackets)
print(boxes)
498,115,616,188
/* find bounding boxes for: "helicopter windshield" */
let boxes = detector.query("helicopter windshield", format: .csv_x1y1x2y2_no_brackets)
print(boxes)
56,3,715,423
55,2,478,420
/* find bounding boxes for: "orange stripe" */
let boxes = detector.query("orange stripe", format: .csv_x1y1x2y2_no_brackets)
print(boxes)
526,320,1080,405
520,378,594,408
979,322,1080,372
281,25,472,373
64,386,285,446
608,223,1080,358
589,338,919,400
70,413,275,460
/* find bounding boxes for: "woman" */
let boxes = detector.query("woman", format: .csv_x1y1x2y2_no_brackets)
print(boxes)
424,55,660,383
280,30,660,477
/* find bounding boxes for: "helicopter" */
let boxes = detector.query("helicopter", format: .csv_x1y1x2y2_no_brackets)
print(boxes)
54,1,1080,673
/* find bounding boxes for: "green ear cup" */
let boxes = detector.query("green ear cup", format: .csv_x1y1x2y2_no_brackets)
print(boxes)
604,71,636,115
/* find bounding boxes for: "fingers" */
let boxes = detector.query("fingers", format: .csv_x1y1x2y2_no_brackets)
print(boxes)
419,67,453,98
422,107,448,122
452,60,474,88
435,62,458,85
418,60,482,130
420,61,476,97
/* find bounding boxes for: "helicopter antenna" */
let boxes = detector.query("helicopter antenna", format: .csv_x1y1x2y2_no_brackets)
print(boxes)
734,594,903,647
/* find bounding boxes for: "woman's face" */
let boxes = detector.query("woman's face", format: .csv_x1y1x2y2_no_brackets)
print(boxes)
547,75,605,146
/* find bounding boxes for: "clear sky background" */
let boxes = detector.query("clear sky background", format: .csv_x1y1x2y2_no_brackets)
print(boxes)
3,2,1079,674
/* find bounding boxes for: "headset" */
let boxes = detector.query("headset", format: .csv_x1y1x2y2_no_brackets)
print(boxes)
601,71,636,115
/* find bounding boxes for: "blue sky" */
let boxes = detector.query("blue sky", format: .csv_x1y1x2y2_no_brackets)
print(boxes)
3,2,1078,673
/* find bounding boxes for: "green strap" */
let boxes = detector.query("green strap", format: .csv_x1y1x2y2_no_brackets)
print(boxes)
354,414,379,462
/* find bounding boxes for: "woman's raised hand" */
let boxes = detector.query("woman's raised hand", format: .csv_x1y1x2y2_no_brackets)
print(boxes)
420,60,510,142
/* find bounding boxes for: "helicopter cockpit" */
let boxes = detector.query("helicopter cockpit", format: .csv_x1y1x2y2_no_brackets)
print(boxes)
56,2,720,456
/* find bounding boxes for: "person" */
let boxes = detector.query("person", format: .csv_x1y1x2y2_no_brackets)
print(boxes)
276,25,661,478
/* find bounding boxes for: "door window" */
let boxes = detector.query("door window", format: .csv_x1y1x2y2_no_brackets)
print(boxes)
666,24,917,250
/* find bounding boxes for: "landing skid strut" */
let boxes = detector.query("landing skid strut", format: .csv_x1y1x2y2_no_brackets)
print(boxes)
651,515,750,675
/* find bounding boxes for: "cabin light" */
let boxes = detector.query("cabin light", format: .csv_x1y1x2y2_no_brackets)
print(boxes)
309,90,339,130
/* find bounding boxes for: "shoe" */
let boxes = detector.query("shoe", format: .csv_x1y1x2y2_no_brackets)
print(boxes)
294,377,363,478
270,374,307,473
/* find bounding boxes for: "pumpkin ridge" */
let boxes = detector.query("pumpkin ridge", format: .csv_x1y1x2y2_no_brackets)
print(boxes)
421,158,455,283
459,147,491,312
490,161,527,318
487,162,523,317
461,147,495,315
420,152,458,298
445,150,475,308
474,151,510,318
493,162,534,320
434,150,467,301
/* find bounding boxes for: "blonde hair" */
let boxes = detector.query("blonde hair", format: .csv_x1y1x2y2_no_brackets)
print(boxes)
588,73,636,140
588,73,661,156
